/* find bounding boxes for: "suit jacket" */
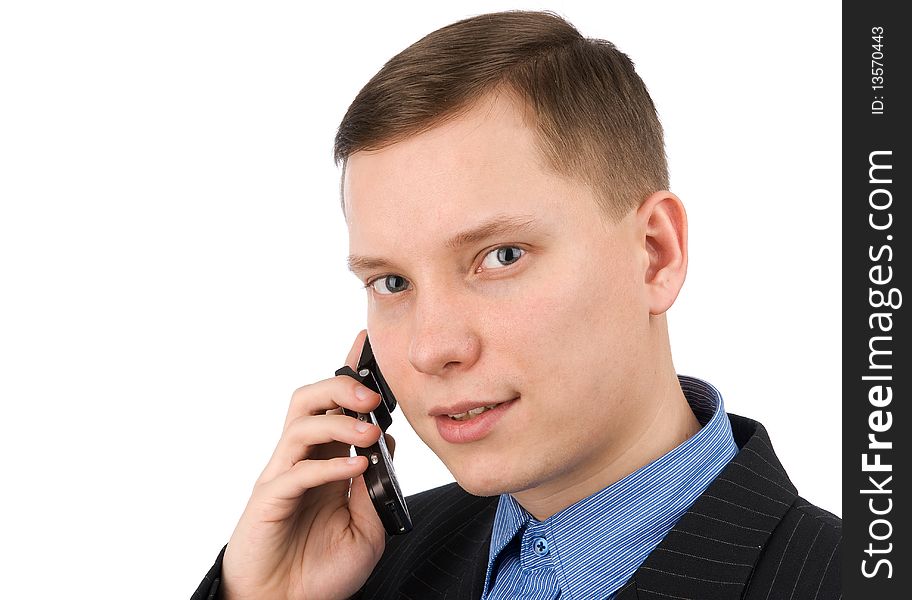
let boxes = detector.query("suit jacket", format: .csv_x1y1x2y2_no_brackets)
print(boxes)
193,414,841,599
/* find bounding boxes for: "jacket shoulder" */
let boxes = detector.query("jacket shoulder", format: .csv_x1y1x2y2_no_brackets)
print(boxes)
791,497,842,531
745,496,842,600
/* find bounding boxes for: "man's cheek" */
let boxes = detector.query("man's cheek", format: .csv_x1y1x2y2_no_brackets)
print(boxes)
395,400,421,432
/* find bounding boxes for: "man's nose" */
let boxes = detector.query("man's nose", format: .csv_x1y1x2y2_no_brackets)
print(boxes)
407,287,481,376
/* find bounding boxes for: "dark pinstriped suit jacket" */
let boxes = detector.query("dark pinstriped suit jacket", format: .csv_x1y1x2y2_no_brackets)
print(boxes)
193,414,841,599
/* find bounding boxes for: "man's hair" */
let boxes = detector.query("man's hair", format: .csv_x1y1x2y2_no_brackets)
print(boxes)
334,10,668,221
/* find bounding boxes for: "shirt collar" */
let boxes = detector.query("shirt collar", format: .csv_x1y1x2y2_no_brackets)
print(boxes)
483,375,738,599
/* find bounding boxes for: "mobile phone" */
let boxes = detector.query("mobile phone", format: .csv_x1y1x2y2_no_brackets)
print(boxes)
335,336,413,536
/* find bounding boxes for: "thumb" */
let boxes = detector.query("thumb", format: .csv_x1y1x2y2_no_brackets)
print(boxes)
349,471,386,542
385,433,396,458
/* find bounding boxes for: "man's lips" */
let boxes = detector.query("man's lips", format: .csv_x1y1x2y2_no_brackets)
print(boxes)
434,397,518,444
428,396,519,417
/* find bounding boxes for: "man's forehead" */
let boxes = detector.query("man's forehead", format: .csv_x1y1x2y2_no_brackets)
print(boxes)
344,161,562,267
342,92,544,215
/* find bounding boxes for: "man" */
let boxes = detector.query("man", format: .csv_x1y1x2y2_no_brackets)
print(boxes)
193,10,840,600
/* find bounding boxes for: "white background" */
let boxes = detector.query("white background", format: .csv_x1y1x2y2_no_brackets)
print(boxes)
0,1,840,597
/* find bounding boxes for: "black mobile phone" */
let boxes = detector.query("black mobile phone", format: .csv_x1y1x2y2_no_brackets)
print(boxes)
335,336,413,536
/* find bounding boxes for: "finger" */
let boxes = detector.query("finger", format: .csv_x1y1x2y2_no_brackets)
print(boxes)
260,414,382,482
345,329,369,370
283,377,381,431
256,455,369,512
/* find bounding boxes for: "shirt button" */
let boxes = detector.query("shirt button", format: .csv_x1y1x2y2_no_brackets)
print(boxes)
532,537,550,556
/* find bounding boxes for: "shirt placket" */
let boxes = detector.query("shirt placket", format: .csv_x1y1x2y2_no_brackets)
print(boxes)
519,521,561,599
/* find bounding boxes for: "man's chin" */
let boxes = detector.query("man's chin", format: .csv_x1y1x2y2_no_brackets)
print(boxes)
446,462,526,498
452,477,509,498
427,438,535,497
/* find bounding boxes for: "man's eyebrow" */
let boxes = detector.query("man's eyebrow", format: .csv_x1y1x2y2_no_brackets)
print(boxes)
347,214,541,275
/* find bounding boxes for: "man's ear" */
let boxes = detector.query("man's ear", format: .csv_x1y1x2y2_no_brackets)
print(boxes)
636,191,688,316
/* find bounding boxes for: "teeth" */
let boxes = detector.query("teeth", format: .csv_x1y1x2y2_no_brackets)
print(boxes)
448,404,497,421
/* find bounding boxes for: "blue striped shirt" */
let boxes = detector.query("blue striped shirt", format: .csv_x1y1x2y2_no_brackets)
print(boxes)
481,375,738,600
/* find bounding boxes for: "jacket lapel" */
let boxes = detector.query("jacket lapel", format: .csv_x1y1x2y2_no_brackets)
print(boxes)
625,414,799,600
396,494,497,600
451,515,496,600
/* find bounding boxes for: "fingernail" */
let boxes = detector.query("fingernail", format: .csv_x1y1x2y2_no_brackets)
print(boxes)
346,456,359,465
354,420,371,433
354,385,372,400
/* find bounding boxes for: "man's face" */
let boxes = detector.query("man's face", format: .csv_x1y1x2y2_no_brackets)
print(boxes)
344,92,655,504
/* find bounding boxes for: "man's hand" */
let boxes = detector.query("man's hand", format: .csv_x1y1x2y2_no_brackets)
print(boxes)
220,330,388,600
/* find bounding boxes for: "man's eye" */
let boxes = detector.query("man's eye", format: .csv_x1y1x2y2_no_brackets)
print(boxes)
366,248,522,294
480,246,525,270
369,274,410,295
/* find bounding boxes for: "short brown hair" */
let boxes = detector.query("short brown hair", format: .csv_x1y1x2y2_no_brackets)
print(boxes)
334,10,667,221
